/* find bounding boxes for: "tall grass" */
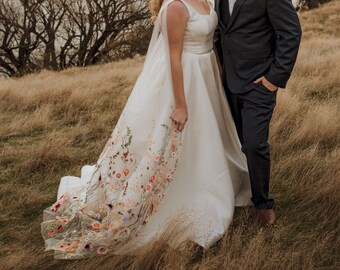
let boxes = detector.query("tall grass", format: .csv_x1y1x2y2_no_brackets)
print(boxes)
0,2,339,269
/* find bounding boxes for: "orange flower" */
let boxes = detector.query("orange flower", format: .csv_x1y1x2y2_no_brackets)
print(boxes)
146,184,152,191
93,222,101,229
71,241,79,247
124,169,129,176
150,176,155,183
155,156,160,161
65,248,72,253
116,173,122,178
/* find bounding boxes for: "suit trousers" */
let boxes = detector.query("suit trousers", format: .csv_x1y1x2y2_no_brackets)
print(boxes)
225,81,277,209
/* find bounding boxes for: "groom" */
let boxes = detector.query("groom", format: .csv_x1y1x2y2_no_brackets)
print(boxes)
214,0,302,225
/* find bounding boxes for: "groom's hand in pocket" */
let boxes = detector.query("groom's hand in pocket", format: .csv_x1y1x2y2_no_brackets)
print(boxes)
253,76,279,92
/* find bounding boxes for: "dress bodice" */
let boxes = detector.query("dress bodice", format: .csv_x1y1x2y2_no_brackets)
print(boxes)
180,0,218,54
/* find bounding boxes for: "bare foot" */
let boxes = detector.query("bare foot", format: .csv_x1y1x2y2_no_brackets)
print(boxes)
256,209,277,227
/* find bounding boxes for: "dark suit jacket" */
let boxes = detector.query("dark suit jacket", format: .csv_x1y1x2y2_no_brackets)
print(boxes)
214,0,302,93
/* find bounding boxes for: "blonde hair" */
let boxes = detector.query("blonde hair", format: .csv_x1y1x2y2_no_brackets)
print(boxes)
149,0,164,21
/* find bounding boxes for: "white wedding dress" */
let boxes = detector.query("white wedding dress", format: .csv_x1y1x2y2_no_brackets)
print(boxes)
41,0,252,259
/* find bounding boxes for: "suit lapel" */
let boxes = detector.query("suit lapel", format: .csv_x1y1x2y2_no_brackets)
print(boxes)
227,0,247,31
216,0,229,32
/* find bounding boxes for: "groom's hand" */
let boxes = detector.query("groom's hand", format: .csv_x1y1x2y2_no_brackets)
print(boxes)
253,76,279,92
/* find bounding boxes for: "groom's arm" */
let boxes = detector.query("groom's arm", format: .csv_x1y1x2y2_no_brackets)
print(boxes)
264,0,302,89
213,24,224,67
214,24,224,77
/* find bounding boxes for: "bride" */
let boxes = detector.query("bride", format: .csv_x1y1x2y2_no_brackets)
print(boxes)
41,0,252,259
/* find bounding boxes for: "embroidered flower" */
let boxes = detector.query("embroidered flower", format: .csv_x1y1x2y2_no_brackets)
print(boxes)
92,222,101,230
146,184,152,191
97,246,109,254
84,242,93,250
56,224,63,232
71,241,80,247
41,122,183,259
51,203,61,212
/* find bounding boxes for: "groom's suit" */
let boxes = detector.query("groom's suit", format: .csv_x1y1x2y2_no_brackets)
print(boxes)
214,0,302,209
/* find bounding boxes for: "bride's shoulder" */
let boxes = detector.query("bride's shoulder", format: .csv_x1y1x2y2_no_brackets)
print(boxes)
167,0,190,17
167,0,188,9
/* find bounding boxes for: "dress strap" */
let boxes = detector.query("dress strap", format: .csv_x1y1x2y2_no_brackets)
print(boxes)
177,0,194,16
181,0,212,16
159,0,193,16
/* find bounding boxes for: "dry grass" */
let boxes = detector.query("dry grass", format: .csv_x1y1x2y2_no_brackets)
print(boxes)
0,2,339,270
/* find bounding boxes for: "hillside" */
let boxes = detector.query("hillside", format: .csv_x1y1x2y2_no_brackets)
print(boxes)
0,2,339,269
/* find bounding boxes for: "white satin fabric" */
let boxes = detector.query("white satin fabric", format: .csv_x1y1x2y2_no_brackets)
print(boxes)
43,0,252,259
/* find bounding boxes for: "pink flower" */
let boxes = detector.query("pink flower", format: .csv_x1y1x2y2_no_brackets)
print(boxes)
56,224,63,232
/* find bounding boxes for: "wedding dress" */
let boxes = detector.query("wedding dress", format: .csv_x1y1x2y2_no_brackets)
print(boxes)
41,0,252,259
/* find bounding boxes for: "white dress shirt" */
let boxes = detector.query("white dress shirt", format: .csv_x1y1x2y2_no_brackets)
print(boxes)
229,0,237,15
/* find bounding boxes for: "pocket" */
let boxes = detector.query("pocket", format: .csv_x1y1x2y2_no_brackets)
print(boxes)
255,83,277,94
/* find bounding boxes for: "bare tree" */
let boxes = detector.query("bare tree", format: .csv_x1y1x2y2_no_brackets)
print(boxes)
0,0,151,77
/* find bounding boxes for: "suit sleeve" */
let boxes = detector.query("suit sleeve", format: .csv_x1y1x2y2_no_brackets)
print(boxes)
213,24,224,67
265,0,302,88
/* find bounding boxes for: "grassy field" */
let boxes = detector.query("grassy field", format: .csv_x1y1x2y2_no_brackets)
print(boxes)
0,1,339,269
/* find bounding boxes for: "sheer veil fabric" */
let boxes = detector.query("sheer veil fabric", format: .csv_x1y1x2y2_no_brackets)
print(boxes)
40,0,252,260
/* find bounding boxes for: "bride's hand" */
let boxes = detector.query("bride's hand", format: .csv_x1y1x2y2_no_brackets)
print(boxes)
170,107,188,132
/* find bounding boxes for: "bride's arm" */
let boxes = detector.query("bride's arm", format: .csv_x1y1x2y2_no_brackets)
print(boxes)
166,1,189,132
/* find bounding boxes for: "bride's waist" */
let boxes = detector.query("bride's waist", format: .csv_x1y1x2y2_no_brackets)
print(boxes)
182,41,213,55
